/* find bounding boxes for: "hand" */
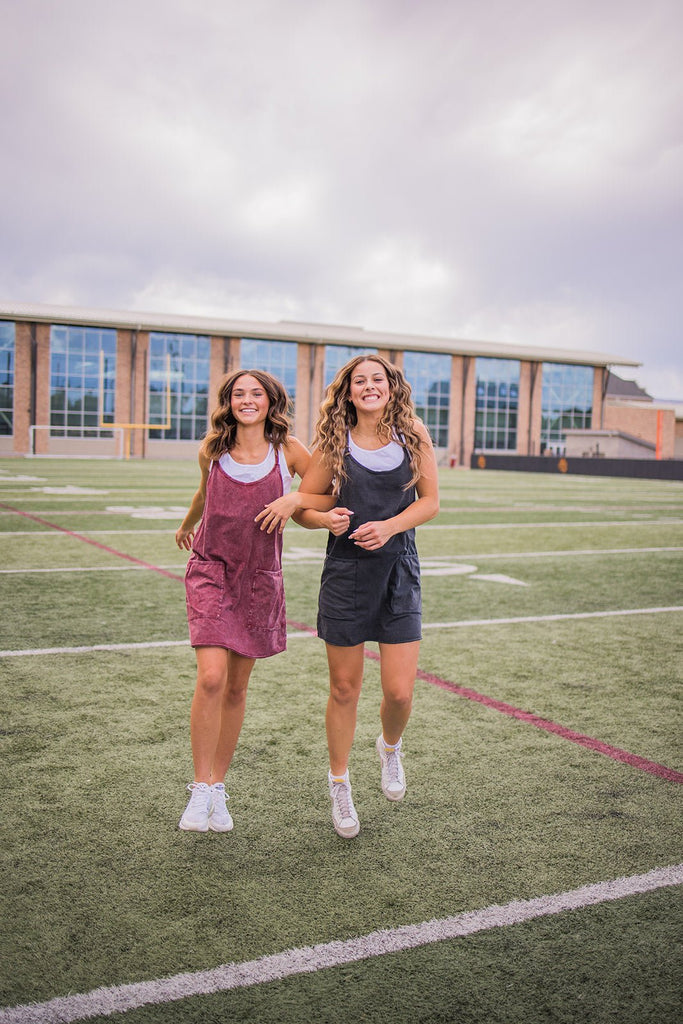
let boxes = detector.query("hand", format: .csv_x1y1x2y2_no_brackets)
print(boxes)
324,507,354,536
176,526,194,550
349,519,393,551
255,493,299,533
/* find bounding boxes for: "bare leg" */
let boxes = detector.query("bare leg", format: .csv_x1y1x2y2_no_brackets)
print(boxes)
325,642,365,775
211,650,256,783
378,640,420,744
189,647,229,783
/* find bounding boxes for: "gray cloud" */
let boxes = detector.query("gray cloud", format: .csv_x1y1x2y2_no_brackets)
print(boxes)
1,0,681,396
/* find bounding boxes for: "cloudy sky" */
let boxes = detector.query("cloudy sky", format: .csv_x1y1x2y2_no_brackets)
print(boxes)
2,0,681,398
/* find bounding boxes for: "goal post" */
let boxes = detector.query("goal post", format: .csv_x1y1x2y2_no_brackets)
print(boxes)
27,425,126,459
98,350,173,458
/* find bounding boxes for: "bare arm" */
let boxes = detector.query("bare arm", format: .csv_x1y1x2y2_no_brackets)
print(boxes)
254,437,337,534
291,448,355,536
175,451,210,550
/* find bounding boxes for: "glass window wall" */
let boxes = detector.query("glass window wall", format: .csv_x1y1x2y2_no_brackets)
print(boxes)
403,351,450,448
0,321,14,435
475,358,519,450
240,338,298,414
541,363,593,454
323,345,376,387
50,325,117,437
148,333,210,441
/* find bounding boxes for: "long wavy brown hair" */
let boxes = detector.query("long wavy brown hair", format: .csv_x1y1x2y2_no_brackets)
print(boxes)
201,369,291,460
314,354,424,494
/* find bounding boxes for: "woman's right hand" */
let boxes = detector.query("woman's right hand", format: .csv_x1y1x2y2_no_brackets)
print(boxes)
176,526,194,550
323,507,354,536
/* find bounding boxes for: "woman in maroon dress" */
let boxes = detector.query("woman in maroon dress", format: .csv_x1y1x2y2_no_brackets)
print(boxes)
175,369,331,833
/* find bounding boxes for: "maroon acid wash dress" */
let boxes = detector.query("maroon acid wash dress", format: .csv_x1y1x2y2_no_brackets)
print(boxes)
184,453,287,658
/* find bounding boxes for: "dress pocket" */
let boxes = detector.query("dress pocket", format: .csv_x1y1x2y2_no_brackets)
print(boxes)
318,558,358,621
185,558,225,621
247,568,285,632
388,554,422,616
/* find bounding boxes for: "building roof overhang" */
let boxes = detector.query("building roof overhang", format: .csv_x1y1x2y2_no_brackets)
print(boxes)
0,300,640,369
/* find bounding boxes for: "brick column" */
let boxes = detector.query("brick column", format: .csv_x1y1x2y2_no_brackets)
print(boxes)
34,324,51,455
13,322,32,454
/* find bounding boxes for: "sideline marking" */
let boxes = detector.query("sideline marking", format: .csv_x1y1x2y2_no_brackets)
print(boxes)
1,864,680,1024
0,504,183,582
412,663,683,784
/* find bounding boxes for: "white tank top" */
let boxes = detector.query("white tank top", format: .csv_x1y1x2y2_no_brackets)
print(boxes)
348,432,404,471
218,445,293,493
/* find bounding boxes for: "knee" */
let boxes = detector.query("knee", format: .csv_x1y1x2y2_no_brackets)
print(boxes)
329,675,362,707
383,689,413,715
195,667,226,700
223,680,249,707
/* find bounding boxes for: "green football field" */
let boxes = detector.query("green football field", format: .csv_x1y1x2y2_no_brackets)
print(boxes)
1,458,681,1024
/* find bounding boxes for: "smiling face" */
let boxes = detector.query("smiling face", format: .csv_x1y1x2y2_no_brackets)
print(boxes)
348,360,391,416
230,374,270,426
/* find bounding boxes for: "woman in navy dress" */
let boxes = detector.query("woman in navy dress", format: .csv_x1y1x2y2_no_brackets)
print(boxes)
295,355,439,838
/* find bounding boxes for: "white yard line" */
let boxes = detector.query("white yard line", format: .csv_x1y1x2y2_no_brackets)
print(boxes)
0,864,680,1024
2,606,682,658
0,518,681,539
421,607,683,629
422,519,682,530
1,546,682,575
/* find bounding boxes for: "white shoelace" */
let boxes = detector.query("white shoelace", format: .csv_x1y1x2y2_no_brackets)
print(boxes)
331,781,354,820
384,747,404,783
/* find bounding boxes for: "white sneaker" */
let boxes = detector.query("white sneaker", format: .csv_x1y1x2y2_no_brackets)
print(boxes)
179,782,211,831
376,735,406,801
208,782,234,832
329,774,360,838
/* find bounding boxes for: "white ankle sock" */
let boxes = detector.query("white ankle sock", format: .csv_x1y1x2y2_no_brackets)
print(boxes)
381,735,402,751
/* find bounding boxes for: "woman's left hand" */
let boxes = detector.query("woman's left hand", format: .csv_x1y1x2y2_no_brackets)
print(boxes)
349,519,394,550
255,493,299,533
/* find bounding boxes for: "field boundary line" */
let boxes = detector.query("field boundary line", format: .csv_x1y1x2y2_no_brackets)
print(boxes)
1,864,680,1024
0,504,183,582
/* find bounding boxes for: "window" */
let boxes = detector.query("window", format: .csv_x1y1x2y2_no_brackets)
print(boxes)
50,325,117,437
403,352,450,448
0,321,14,435
541,364,593,453
148,333,210,441
474,358,519,450
240,338,298,414
323,345,376,387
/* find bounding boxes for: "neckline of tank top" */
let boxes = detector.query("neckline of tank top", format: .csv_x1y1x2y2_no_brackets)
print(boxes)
214,447,282,485
221,442,275,468
347,431,402,453
346,434,405,472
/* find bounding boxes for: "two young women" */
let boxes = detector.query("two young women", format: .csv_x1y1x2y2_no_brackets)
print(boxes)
176,356,439,838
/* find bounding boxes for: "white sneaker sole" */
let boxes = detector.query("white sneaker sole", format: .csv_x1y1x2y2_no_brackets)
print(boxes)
333,817,360,839
208,816,234,832
178,817,209,832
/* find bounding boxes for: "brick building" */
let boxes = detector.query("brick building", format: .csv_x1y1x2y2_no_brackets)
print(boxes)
2,300,667,463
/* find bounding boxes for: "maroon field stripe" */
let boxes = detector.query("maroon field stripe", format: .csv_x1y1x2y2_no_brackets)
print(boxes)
414,664,683,783
0,504,185,581
6,501,680,784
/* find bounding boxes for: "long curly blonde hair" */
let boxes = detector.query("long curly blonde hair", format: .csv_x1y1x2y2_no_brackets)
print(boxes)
314,354,424,494
201,369,291,460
